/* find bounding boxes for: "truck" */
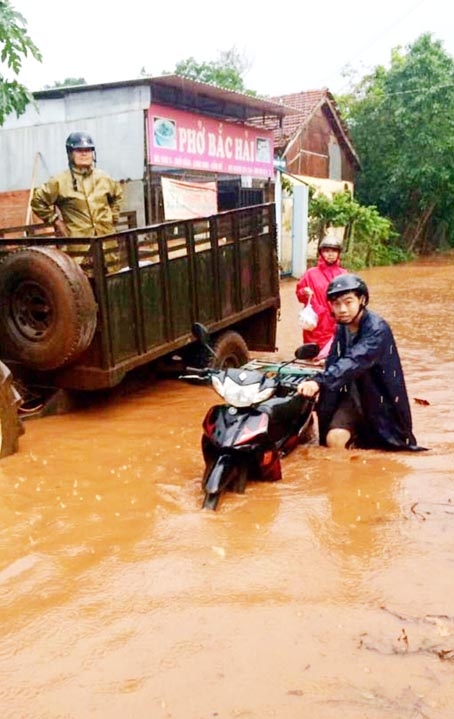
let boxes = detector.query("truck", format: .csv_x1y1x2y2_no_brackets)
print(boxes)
0,203,280,457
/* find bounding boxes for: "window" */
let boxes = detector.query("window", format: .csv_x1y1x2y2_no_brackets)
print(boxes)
328,135,341,180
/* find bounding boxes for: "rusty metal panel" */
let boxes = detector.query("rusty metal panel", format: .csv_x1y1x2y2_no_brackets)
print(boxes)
167,257,192,339
212,213,239,319
218,243,238,318
193,251,218,325
140,265,167,349
238,239,258,308
106,273,141,363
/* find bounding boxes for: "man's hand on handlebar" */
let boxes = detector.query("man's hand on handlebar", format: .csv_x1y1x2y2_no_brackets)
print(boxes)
297,379,320,398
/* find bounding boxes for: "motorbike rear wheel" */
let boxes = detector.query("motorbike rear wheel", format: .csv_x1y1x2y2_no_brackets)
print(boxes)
210,330,249,369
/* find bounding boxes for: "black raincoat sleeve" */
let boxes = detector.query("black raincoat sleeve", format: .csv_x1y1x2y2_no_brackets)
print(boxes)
314,311,423,451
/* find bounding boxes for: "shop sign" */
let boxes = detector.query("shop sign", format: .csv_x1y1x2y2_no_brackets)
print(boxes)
148,103,274,178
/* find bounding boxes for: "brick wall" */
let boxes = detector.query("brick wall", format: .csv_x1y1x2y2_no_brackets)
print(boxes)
0,190,32,229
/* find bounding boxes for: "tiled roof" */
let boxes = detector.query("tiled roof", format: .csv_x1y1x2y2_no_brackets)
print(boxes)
269,89,327,140
261,88,359,167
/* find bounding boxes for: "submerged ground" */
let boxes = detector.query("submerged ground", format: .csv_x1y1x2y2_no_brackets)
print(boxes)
0,255,453,718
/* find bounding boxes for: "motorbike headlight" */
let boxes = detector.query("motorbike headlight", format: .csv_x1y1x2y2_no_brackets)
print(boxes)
221,376,275,407
212,374,225,398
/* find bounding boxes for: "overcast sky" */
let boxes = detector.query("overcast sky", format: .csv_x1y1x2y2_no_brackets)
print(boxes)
8,0,454,97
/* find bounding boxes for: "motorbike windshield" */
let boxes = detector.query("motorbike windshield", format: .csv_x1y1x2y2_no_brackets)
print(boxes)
212,375,275,408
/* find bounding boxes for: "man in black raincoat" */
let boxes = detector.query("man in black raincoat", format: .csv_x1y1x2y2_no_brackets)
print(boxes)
297,274,424,451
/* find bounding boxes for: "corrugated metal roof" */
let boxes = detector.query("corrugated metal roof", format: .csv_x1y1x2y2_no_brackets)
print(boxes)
151,75,297,121
33,75,297,123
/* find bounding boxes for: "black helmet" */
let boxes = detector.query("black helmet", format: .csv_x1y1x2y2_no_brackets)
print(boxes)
327,273,369,304
66,131,95,152
319,236,343,252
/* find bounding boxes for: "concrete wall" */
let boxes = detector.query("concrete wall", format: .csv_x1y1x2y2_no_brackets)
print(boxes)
0,85,150,192
0,85,152,229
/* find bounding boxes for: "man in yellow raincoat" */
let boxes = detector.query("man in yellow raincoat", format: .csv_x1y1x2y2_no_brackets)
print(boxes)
31,131,123,272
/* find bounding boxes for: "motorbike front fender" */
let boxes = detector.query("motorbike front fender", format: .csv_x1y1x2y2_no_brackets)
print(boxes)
204,454,237,495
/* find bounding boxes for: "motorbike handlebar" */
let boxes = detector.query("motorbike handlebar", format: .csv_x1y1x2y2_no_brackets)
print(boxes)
179,366,214,385
185,366,208,376
278,374,307,390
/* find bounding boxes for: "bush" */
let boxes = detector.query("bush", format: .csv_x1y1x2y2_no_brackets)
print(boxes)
308,189,411,268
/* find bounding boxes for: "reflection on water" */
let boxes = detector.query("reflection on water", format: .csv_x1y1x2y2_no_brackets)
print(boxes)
0,254,454,718
303,453,406,560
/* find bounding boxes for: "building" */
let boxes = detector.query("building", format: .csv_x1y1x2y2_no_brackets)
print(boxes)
260,89,360,275
0,76,295,229
268,88,360,182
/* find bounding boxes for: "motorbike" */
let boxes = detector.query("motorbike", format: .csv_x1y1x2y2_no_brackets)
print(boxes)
181,324,320,510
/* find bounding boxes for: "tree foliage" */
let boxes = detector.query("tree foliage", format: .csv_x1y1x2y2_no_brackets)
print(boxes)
44,78,87,89
0,0,41,125
339,33,454,254
165,47,256,95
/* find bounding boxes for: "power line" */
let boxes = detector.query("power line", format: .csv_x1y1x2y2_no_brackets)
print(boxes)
344,0,429,67
329,0,432,93
345,82,454,104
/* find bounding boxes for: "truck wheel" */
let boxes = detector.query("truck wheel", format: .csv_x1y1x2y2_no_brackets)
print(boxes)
211,331,249,369
0,248,97,371
0,361,23,458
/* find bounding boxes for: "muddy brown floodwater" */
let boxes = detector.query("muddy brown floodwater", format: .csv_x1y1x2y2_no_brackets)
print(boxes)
0,255,453,719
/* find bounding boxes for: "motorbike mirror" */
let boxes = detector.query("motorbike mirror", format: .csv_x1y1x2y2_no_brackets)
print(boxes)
294,343,320,360
192,322,211,345
192,322,217,358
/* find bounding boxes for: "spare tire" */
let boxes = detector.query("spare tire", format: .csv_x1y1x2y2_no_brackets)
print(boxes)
0,361,23,458
0,247,98,371
211,331,249,369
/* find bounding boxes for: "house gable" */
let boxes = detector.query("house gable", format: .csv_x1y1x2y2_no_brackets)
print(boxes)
263,89,360,182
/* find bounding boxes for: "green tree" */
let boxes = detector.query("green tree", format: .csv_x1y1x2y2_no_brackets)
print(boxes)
164,47,256,95
340,33,454,253
0,0,41,125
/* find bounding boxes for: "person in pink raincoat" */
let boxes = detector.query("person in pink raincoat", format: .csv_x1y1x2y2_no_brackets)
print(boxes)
295,236,347,357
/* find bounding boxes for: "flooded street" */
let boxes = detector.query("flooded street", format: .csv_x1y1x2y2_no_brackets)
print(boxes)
0,255,453,719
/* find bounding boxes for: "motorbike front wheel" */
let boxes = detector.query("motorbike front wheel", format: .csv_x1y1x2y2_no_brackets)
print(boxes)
202,492,220,510
230,465,248,494
202,454,244,510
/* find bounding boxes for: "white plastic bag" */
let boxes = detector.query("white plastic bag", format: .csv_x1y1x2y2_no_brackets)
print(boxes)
298,299,318,331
